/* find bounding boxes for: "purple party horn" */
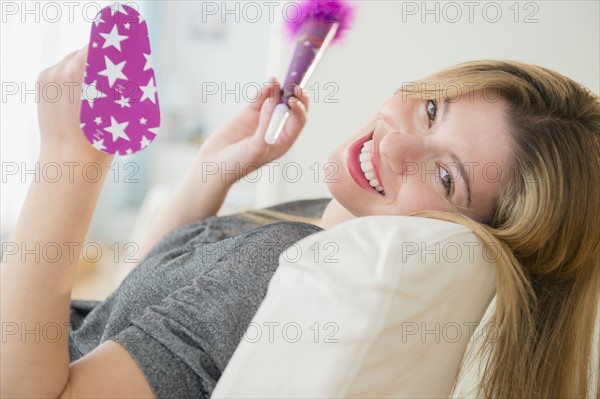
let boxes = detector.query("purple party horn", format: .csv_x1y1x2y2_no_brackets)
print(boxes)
80,3,160,156
264,0,355,144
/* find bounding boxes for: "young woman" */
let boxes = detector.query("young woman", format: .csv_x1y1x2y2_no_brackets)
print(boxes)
1,45,599,398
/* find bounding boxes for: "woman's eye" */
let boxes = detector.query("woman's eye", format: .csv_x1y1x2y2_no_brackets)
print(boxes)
438,163,453,196
426,99,437,126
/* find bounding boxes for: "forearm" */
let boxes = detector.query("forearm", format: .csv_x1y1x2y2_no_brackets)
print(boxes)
135,154,231,262
1,148,112,398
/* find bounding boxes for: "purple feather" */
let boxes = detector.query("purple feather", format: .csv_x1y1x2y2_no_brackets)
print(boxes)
283,0,355,43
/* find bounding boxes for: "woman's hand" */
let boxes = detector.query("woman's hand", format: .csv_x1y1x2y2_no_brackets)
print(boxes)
197,78,310,187
36,44,113,164
136,79,309,262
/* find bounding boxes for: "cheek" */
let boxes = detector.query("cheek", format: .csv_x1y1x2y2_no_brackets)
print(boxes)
328,176,454,218
326,143,343,164
392,181,445,214
385,176,457,216
330,132,357,159
325,148,344,184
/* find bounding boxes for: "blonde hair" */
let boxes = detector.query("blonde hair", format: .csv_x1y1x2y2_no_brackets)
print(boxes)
238,208,321,227
400,60,600,398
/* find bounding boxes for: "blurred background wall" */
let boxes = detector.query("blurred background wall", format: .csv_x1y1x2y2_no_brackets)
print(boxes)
2,0,599,248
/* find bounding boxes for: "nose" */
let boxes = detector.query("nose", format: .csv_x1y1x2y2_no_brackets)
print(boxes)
379,127,428,176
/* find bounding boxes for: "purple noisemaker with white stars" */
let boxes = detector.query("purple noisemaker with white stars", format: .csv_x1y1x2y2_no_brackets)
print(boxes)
80,4,160,156
264,0,355,144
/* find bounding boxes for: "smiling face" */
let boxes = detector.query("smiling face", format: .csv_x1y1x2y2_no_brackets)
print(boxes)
324,90,514,224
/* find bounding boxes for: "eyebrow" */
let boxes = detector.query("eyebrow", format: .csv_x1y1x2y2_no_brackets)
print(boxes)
442,101,472,207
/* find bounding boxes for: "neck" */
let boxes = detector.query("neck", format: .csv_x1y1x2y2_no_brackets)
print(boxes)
317,199,356,229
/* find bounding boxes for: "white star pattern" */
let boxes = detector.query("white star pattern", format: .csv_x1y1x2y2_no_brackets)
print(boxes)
110,3,128,16
92,139,107,151
143,53,152,71
100,25,128,51
81,4,159,156
93,14,105,27
115,96,131,108
140,77,158,103
81,80,107,108
97,55,127,87
140,135,152,148
105,116,130,142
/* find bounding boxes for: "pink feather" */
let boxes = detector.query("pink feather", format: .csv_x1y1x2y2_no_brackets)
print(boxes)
283,0,355,43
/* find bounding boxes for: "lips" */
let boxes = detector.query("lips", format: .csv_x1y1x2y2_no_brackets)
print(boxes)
346,130,385,196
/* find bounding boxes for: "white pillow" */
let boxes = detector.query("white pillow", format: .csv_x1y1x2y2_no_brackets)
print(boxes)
212,216,497,398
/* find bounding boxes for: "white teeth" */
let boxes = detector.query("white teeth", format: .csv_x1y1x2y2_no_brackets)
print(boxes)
360,162,373,173
358,140,384,195
359,152,371,162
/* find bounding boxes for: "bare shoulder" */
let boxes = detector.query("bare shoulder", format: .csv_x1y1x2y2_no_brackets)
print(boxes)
59,340,155,399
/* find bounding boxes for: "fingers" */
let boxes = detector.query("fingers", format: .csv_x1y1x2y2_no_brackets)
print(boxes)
38,45,89,84
248,79,310,151
282,87,309,140
252,87,282,143
70,44,89,64
64,45,89,81
247,76,281,112
291,84,310,113
59,45,86,69
256,85,310,147
248,78,309,116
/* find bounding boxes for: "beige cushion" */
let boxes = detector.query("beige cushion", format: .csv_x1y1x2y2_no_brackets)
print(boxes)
212,216,497,398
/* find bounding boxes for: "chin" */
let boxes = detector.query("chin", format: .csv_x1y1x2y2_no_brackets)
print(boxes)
326,185,365,217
